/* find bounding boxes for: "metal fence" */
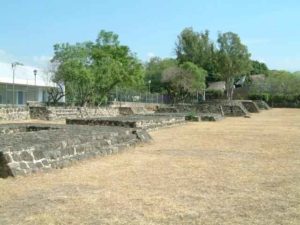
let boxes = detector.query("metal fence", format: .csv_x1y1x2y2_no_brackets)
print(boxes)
107,89,171,104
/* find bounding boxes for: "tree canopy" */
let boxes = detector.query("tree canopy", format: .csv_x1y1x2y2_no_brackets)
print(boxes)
216,32,252,99
250,70,300,96
250,60,269,75
162,62,207,103
47,27,289,105
144,57,177,93
175,28,219,82
51,30,143,106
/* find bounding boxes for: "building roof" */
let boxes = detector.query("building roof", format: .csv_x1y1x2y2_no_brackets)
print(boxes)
207,81,226,91
0,62,55,87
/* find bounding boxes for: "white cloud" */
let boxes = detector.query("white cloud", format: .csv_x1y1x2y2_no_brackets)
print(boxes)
146,52,156,61
268,57,300,72
32,55,52,67
0,49,16,63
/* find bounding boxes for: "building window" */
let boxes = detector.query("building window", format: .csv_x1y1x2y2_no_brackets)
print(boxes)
17,91,24,105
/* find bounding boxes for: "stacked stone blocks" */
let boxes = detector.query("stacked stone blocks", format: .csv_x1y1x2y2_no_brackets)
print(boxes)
0,124,151,177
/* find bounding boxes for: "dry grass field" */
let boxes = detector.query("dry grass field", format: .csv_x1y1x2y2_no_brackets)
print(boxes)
0,108,299,225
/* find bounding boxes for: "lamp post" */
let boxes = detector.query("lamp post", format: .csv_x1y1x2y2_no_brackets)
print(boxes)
33,69,37,85
148,80,151,103
148,80,151,93
11,62,23,107
33,69,38,102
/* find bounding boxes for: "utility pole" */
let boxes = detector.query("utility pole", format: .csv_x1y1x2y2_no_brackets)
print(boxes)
33,69,38,101
148,80,151,103
11,62,23,107
148,80,151,93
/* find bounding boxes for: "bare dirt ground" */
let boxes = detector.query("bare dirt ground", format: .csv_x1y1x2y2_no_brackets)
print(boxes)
0,108,299,225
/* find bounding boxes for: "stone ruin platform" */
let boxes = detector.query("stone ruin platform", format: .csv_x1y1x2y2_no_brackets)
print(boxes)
153,112,224,122
156,100,270,118
0,124,151,178
239,100,260,113
66,114,186,130
196,100,250,117
254,100,271,110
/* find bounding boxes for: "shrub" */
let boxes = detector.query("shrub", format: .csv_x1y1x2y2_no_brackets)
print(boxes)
248,93,270,102
205,90,224,100
249,93,300,108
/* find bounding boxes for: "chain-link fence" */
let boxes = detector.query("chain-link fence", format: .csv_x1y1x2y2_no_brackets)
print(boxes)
107,88,172,104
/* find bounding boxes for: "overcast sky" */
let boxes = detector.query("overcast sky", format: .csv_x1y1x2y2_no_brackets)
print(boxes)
0,0,299,71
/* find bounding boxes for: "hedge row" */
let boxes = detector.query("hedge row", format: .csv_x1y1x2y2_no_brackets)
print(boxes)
249,94,300,108
205,90,225,100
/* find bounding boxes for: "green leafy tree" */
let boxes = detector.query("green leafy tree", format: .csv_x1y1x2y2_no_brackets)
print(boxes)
250,70,300,96
293,71,300,76
175,28,219,82
250,60,269,75
92,31,144,104
144,57,177,93
52,42,94,105
51,30,144,106
162,62,207,103
216,32,251,100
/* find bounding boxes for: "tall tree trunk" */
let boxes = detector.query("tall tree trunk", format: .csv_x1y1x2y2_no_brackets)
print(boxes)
226,77,235,100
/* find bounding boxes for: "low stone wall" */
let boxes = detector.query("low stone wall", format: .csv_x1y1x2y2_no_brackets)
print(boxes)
0,107,30,121
66,115,186,130
254,100,271,110
0,124,151,177
29,106,49,120
30,106,120,120
156,107,179,113
197,101,249,117
156,101,249,117
110,101,162,111
240,100,260,113
195,104,224,115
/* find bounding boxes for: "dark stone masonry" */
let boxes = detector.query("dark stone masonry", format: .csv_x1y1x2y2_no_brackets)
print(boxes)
29,106,120,120
66,114,186,130
240,100,260,113
0,124,151,178
0,107,30,121
0,100,271,178
197,100,250,117
156,100,258,118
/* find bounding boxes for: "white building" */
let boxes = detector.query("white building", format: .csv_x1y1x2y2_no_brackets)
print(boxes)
0,62,63,105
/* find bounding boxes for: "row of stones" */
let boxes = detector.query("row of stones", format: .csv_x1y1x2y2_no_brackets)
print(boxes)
157,100,251,117
29,106,121,121
50,107,120,118
240,101,260,113
135,117,186,130
118,107,153,115
66,116,186,130
0,107,30,121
